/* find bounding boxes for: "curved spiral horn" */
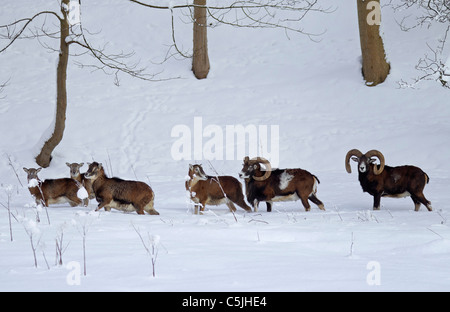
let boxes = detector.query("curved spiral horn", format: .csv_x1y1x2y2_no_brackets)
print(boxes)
345,149,363,173
365,150,385,175
251,157,272,181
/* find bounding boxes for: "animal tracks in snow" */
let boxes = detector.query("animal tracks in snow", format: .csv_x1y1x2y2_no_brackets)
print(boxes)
0,101,9,114
120,95,174,168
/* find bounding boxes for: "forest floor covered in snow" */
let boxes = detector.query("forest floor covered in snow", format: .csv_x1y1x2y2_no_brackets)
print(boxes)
1,0,450,292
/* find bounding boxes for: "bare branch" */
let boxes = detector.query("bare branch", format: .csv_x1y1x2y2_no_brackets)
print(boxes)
1,2,171,82
169,8,191,59
131,0,332,58
393,1,450,88
0,11,61,53
130,0,323,11
393,0,450,27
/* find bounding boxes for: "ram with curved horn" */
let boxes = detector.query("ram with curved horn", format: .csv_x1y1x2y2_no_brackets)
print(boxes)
345,149,432,211
239,157,324,212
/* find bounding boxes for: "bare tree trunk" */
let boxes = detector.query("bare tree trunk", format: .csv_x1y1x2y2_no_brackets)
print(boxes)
35,1,70,167
357,0,390,86
192,0,210,79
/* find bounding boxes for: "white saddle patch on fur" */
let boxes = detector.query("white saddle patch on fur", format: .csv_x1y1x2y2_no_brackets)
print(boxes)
279,171,294,190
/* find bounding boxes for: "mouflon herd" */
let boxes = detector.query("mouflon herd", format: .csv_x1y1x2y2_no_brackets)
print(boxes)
23,149,433,215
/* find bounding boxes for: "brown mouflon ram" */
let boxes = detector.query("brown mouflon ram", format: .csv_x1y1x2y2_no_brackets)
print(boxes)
345,149,432,211
239,157,325,212
23,167,85,207
186,164,252,214
84,162,159,215
66,162,95,206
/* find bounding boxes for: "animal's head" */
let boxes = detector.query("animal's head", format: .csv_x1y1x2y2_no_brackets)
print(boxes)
23,167,42,182
239,156,272,181
345,149,385,175
188,164,208,181
84,162,104,180
66,162,84,178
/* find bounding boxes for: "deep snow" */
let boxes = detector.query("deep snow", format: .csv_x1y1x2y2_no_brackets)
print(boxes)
1,0,450,292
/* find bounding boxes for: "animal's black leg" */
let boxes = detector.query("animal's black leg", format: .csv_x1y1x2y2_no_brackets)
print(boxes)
373,193,381,210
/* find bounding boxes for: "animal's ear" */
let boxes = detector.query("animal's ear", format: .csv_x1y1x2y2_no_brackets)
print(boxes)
189,164,193,170
37,167,42,173
368,158,377,164
23,167,29,173
66,162,70,167
80,162,84,167
351,156,359,163
98,163,103,170
244,156,249,163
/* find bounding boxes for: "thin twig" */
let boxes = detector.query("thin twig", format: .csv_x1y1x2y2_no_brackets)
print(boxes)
207,160,238,222
5,153,23,187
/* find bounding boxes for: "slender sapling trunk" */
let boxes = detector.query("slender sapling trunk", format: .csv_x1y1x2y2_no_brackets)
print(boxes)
35,0,70,167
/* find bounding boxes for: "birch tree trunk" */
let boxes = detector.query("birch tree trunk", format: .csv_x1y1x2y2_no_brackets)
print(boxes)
192,0,210,79
35,0,70,167
357,0,390,86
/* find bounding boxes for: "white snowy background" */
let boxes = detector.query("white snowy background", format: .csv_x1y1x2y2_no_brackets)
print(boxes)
1,0,450,291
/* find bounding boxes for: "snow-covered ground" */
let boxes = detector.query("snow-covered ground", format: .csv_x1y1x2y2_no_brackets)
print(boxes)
1,0,450,292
